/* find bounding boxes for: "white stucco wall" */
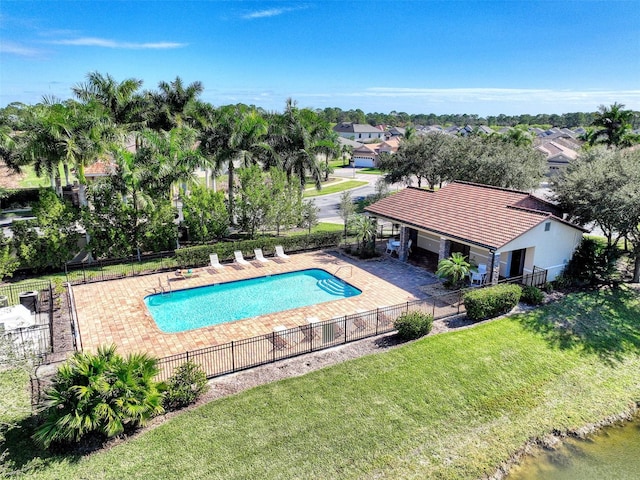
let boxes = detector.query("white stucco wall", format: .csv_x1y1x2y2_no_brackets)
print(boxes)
417,231,440,253
498,219,582,281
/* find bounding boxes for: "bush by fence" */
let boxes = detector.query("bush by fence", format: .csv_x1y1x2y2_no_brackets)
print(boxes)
394,311,434,340
155,290,465,381
463,284,522,321
174,232,342,267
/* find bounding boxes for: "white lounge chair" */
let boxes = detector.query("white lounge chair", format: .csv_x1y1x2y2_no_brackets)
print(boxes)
209,253,225,270
234,250,251,267
275,245,290,260
254,248,271,264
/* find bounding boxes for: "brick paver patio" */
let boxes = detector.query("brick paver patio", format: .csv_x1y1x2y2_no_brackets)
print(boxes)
72,250,439,359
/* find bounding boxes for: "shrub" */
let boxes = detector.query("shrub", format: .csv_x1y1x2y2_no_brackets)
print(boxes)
562,237,621,287
163,361,209,411
436,253,471,289
463,284,522,321
174,231,341,267
33,345,164,449
521,285,544,305
394,311,434,340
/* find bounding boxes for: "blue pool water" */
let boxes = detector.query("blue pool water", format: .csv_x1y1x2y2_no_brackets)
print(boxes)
144,268,361,333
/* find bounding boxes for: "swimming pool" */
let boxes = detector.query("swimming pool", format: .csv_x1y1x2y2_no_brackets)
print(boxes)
144,268,361,333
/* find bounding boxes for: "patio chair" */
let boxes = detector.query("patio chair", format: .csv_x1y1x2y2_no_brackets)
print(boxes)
275,245,290,260
300,316,320,342
209,253,225,270
267,326,289,351
478,264,487,274
385,241,394,255
377,306,394,328
234,250,251,268
350,309,368,332
254,248,271,264
330,316,345,340
470,271,485,287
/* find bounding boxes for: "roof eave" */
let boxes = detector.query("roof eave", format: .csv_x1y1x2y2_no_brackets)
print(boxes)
365,208,498,251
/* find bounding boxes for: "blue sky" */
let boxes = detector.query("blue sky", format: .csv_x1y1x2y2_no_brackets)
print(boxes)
1,0,639,116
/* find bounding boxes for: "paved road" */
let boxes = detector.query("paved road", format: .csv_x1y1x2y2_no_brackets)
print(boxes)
313,168,381,221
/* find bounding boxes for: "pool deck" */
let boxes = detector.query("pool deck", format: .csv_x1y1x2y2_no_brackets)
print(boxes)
72,250,439,359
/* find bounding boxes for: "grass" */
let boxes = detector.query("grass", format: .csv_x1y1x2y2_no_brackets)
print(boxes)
2,287,640,478
17,165,77,189
358,167,384,175
304,180,368,197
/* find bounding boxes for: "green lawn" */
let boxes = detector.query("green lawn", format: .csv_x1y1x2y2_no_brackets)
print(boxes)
16,165,77,189
304,180,368,197
358,167,384,175
2,287,639,479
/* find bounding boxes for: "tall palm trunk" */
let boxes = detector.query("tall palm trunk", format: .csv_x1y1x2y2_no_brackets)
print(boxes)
227,162,235,224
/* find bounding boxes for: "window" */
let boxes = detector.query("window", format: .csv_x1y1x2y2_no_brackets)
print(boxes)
544,222,551,232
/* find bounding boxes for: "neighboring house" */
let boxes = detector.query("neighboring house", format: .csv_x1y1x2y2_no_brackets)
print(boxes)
351,138,400,167
333,122,385,141
83,160,116,183
534,141,579,174
387,126,406,138
365,181,585,283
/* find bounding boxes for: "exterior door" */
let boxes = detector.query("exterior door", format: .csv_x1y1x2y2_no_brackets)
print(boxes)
509,249,526,277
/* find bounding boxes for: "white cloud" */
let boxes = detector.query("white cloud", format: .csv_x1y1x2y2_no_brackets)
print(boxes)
0,41,42,57
49,37,187,49
353,87,640,102
291,87,640,115
296,87,640,106
242,5,308,19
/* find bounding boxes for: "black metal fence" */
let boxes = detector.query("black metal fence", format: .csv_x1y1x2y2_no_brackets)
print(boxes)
64,251,178,286
156,290,466,381
500,266,548,288
1,324,52,362
0,280,54,363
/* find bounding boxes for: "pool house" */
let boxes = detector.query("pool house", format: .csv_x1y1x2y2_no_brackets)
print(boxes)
366,181,586,284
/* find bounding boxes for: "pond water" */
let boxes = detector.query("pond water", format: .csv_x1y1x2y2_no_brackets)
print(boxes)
508,416,640,480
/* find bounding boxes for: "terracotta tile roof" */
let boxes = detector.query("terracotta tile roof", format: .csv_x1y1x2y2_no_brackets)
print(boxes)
366,182,583,249
84,160,115,177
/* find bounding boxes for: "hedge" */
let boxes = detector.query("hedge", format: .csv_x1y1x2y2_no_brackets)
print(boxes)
394,311,434,340
463,284,522,321
174,232,342,267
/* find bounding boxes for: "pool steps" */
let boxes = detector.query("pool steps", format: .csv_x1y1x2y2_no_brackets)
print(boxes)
316,278,351,296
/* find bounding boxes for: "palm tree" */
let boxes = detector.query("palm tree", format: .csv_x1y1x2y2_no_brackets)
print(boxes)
591,102,637,148
198,104,271,222
314,130,340,182
349,213,377,255
147,76,204,131
0,124,23,173
18,102,69,192
436,252,471,288
15,99,112,197
134,127,203,199
72,71,145,130
33,345,163,449
503,127,533,147
269,99,328,191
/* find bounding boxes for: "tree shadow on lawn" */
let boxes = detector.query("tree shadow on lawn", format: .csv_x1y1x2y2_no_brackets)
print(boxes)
1,413,135,474
513,286,640,364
